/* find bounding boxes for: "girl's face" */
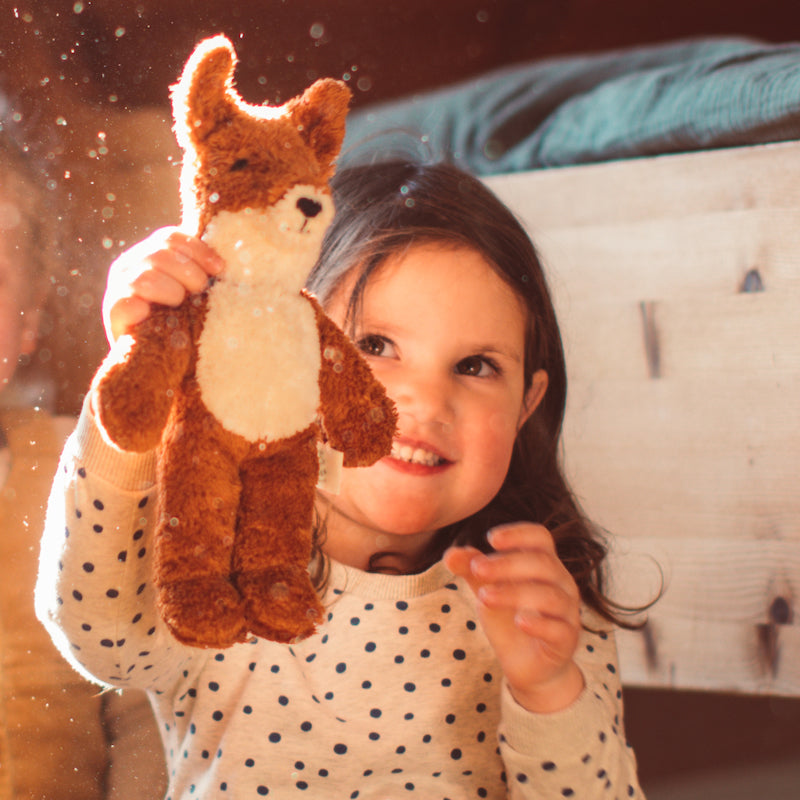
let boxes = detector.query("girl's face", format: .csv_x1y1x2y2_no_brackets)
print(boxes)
318,242,547,570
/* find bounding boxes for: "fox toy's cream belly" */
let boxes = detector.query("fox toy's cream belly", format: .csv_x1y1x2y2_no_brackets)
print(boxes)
195,284,321,442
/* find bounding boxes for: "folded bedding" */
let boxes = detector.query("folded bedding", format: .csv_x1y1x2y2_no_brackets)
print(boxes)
341,37,800,173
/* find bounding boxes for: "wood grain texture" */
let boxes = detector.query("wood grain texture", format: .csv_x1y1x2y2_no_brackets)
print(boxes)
487,141,800,695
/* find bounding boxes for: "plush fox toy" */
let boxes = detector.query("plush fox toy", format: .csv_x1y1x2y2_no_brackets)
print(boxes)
92,35,397,648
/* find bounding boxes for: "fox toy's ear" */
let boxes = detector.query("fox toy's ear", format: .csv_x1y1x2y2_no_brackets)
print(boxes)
287,79,351,171
171,35,238,149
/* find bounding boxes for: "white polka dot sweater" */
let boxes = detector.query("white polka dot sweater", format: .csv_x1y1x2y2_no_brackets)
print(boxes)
36,402,645,799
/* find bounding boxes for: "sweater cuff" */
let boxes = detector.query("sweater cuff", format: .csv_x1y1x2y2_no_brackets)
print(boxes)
73,393,158,492
499,676,609,759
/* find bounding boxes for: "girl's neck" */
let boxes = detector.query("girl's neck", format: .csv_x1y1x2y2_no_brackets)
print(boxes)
315,497,438,574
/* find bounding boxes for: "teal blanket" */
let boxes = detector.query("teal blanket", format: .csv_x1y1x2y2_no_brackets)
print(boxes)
342,38,800,174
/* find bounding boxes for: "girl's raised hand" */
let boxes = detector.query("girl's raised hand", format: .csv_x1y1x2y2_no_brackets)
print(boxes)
102,227,225,346
444,523,585,714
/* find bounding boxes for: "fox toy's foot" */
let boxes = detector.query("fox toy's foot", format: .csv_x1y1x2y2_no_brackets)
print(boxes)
237,566,324,643
158,575,247,649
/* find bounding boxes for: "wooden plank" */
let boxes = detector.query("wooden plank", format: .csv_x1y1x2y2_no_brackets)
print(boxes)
535,209,800,306
609,536,800,696
491,140,800,228
486,142,800,695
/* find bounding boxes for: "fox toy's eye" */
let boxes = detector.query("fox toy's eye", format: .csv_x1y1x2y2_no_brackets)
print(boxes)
230,158,249,172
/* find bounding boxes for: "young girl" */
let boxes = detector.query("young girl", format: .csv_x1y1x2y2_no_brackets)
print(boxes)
37,160,644,799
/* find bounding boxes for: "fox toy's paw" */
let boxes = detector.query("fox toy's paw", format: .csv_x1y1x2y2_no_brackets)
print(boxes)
157,575,248,649
237,565,324,644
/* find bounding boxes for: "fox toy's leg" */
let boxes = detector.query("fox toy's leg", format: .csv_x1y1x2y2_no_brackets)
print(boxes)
234,429,324,643
154,393,248,648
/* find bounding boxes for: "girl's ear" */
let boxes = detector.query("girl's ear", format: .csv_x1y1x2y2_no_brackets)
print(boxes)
517,369,548,430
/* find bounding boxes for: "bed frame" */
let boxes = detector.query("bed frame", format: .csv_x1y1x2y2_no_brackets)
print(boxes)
488,140,800,696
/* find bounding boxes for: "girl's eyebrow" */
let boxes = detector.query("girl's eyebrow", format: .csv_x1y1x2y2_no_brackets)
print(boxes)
467,342,524,363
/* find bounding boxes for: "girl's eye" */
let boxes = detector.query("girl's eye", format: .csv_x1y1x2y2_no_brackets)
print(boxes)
357,334,394,358
456,356,500,378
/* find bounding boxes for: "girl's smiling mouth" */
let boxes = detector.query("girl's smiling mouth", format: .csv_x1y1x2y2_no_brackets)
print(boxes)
386,439,451,471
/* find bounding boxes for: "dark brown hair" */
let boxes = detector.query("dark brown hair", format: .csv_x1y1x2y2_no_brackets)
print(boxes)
307,160,636,626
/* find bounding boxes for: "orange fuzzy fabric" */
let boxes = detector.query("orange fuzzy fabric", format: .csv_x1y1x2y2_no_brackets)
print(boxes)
92,35,397,648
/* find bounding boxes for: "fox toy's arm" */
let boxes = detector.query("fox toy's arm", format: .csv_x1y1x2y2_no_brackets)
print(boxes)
92,302,197,453
307,295,397,467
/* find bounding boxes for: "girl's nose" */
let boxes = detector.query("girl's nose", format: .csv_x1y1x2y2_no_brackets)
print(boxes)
391,372,455,430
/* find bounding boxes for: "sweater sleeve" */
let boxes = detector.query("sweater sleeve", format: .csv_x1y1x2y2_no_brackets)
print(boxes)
35,397,194,692
498,618,644,799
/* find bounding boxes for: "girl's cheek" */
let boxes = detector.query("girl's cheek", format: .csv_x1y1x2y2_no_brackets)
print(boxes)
486,408,520,437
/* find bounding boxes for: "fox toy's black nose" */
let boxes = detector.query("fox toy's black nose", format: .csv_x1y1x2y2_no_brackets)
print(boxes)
297,197,323,218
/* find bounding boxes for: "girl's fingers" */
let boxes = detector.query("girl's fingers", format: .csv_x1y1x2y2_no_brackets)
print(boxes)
513,611,578,650
126,252,210,306
107,296,152,337
137,249,215,296
103,227,224,344
477,580,579,624
442,545,482,579
487,521,557,553
161,229,226,278
469,549,574,589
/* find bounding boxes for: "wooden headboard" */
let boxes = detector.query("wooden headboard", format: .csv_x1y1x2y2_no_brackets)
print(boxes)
488,140,800,696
